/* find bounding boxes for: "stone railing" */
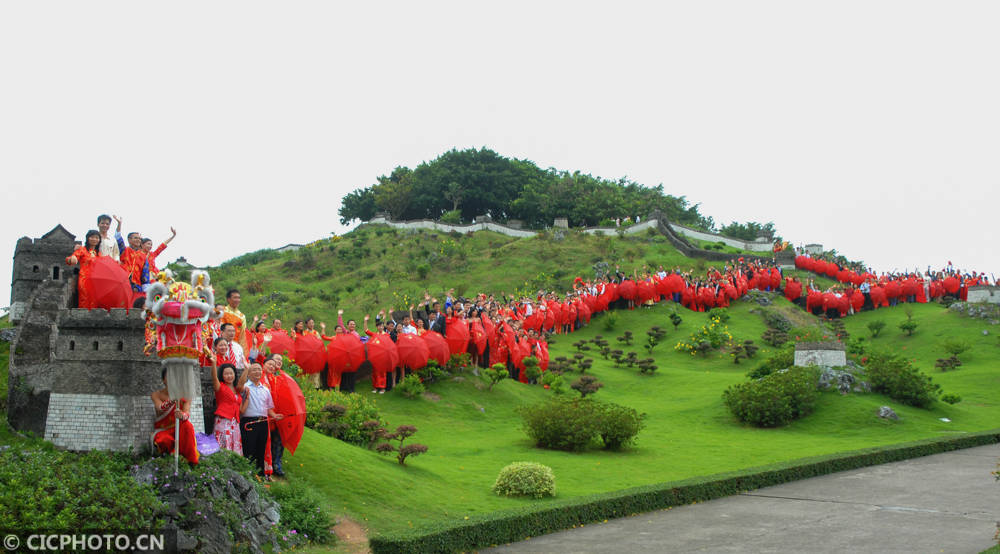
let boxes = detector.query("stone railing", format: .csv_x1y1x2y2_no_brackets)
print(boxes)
365,213,780,252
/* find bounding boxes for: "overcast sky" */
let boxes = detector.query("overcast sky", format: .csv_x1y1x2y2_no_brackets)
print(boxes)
2,1,998,307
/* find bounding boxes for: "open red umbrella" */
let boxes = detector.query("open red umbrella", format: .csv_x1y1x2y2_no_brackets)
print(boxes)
423,331,450,366
637,281,657,303
365,334,398,374
265,330,296,359
270,371,306,454
577,301,591,323
470,319,487,355
535,340,549,371
445,318,470,357
618,279,638,301
326,333,364,373
395,333,429,370
291,334,325,374
87,256,132,310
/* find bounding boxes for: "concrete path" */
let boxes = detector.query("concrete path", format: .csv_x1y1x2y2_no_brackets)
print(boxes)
485,444,1000,554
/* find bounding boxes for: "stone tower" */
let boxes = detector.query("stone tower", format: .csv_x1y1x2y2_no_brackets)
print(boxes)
9,224,77,323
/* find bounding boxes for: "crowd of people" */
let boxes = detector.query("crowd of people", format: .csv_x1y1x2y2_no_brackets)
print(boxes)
64,214,994,477
64,214,176,308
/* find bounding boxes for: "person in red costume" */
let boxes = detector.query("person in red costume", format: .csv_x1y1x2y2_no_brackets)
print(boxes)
151,368,199,465
64,230,103,309
208,354,243,455
111,215,147,292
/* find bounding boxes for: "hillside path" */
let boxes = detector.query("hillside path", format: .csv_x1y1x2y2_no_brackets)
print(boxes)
484,443,1000,554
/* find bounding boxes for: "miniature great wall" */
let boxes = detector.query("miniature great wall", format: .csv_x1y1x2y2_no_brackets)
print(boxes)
7,225,207,451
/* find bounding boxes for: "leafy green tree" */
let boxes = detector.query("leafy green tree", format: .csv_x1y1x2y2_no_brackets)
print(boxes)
338,186,377,225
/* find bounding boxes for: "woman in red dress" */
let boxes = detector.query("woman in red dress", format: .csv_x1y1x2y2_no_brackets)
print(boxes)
64,230,102,309
151,368,199,465
209,354,243,454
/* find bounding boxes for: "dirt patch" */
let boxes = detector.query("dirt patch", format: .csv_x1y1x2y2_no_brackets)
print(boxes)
333,516,370,554
422,391,441,402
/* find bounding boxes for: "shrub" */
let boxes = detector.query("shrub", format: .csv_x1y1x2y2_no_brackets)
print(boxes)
416,263,430,279
868,319,885,338
934,356,962,372
270,481,335,545
440,210,462,225
760,310,792,332
540,371,567,395
941,338,971,360
941,393,962,405
595,401,647,450
746,345,794,379
761,328,789,347
644,326,667,353
602,311,619,331
375,425,428,465
296,382,384,446
483,363,508,390
723,366,820,427
675,315,732,355
0,447,164,531
570,375,603,397
492,462,556,499
864,351,940,408
395,374,426,399
616,330,634,345
523,356,542,382
707,308,730,324
730,340,760,364
898,319,919,337
669,312,683,330
520,398,600,451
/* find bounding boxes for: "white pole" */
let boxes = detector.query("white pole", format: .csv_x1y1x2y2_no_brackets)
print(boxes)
174,420,179,473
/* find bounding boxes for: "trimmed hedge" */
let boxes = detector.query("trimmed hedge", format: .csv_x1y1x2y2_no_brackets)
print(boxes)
368,430,1000,553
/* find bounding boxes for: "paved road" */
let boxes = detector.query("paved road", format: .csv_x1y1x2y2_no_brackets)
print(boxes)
485,444,1000,554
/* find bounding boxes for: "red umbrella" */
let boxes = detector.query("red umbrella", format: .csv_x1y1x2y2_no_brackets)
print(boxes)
637,281,657,303
326,333,364,373
365,334,398,374
535,340,550,371
618,279,638,301
577,302,592,323
423,331,450,366
291,334,325,374
266,330,296,359
445,319,470,357
87,256,132,310
470,319,488,355
270,371,306,454
395,333,429,370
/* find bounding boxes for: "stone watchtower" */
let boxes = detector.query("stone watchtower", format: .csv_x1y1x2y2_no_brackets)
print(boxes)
9,224,77,323
7,225,205,451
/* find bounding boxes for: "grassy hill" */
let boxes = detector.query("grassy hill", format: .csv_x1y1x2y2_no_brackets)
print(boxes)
6,224,999,551
203,224,727,325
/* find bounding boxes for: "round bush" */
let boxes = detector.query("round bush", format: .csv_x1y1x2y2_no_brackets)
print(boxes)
492,462,556,498
723,366,819,427
520,398,598,451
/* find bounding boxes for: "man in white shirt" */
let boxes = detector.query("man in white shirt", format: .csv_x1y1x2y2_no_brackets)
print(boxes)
96,214,120,259
239,363,282,477
221,323,248,369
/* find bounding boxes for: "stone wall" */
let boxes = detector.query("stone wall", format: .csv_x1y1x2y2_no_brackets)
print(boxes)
967,285,1000,305
44,393,205,452
8,242,207,452
666,222,774,252
794,342,847,367
10,225,78,323
366,214,783,257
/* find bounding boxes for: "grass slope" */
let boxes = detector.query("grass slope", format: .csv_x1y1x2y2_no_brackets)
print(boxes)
286,299,1000,539
207,225,729,324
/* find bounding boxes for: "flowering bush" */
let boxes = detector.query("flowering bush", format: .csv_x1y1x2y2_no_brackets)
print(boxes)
675,315,733,355
492,462,556,498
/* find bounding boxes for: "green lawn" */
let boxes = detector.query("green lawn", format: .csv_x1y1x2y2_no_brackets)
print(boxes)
285,299,1000,538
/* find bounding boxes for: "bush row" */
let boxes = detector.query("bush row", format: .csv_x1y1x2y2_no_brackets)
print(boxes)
368,431,1000,553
